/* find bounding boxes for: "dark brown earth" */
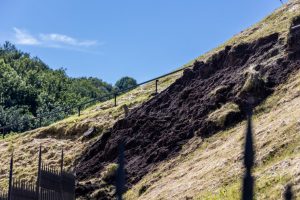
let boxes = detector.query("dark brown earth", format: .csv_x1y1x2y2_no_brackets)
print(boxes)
75,17,300,199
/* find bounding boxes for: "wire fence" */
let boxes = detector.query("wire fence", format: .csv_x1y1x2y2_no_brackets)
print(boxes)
0,66,191,138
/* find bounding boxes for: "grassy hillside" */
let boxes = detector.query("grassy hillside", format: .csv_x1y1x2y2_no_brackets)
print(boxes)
0,71,182,189
0,1,299,199
125,65,300,200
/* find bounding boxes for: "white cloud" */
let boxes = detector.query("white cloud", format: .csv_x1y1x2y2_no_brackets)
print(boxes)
12,27,99,50
39,33,97,47
13,27,40,45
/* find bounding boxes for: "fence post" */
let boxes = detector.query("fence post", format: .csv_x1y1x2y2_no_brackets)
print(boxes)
116,141,125,200
8,152,13,200
15,118,18,132
78,106,81,117
114,94,117,107
242,108,254,200
39,117,42,128
60,149,64,200
155,79,159,94
36,145,42,200
60,148,64,173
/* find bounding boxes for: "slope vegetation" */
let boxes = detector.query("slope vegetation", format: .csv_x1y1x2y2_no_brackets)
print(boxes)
0,42,113,133
0,1,299,200
0,69,181,190
75,1,300,199
125,68,300,199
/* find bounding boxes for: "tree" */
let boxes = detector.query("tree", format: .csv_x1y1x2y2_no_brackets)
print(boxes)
115,76,137,92
0,42,115,133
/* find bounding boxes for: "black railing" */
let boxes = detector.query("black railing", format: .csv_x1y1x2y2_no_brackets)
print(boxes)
0,147,75,200
0,66,190,138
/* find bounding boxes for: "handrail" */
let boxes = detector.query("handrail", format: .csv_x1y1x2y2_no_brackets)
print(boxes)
0,64,192,137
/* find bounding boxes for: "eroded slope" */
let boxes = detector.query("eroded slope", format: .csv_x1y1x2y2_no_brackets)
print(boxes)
125,61,300,200
75,13,300,199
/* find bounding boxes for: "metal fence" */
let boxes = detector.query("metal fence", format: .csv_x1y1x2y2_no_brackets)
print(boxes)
0,147,75,200
0,192,8,200
0,66,189,138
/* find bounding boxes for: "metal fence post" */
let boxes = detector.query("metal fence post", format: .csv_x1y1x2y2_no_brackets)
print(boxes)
155,79,159,94
39,117,42,128
61,148,64,173
36,145,42,200
8,152,13,200
242,108,254,200
60,148,64,200
78,106,81,117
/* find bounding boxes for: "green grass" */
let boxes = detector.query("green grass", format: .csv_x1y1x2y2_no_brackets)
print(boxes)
196,182,241,200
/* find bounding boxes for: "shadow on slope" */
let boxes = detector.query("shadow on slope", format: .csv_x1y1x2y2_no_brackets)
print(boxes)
75,17,300,199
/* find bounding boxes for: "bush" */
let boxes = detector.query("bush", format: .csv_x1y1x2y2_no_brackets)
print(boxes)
115,76,137,92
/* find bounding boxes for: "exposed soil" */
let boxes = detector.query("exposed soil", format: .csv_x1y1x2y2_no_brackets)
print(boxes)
75,19,300,199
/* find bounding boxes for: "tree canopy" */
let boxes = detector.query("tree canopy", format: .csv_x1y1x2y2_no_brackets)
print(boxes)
115,76,138,92
0,42,115,132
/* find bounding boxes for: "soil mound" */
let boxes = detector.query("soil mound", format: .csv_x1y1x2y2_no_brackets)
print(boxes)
75,20,300,198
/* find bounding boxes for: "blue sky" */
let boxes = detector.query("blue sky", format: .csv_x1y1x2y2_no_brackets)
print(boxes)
0,1,283,84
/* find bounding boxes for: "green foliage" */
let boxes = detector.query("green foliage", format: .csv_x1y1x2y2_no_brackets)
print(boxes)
115,76,137,92
0,42,114,133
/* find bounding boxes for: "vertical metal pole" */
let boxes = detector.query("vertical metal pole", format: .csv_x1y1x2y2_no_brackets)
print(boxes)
155,79,159,94
60,148,64,174
15,118,19,132
39,117,42,128
78,106,81,117
8,152,13,200
60,148,65,200
114,94,117,107
116,141,125,200
36,145,42,200
242,107,254,200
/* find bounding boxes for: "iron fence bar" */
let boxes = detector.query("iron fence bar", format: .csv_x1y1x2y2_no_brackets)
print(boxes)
8,153,13,200
78,106,81,117
39,117,42,128
114,94,117,107
37,145,42,200
155,79,159,94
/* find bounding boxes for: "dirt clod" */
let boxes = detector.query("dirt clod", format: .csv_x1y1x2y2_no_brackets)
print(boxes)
75,29,300,198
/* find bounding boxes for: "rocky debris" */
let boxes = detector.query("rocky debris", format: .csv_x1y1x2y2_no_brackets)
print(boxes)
76,181,115,200
75,21,300,198
82,127,96,140
122,105,129,118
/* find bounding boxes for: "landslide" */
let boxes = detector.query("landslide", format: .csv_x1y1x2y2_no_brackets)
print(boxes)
75,15,300,198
